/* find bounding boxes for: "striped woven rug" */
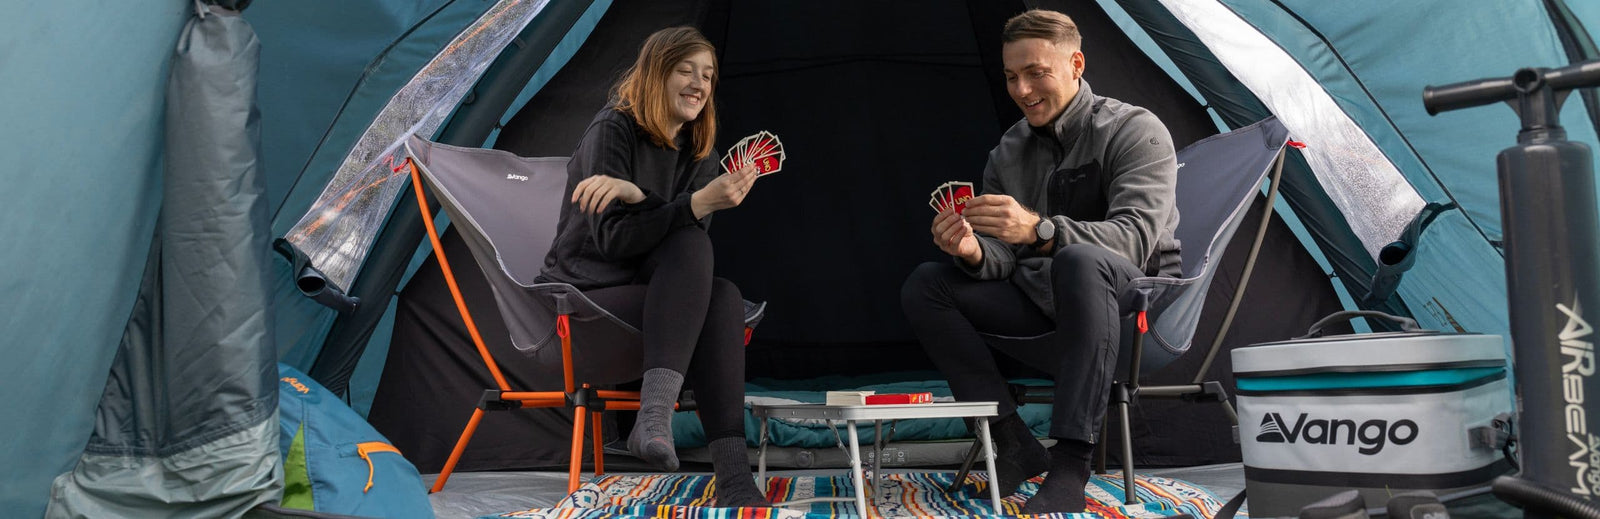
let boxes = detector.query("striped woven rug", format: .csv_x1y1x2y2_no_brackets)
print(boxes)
492,471,1234,518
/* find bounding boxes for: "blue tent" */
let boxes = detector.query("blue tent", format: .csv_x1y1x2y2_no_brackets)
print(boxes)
4,0,1598,516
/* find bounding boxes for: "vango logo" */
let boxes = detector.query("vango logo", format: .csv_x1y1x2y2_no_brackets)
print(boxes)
506,173,528,182
1255,412,1418,455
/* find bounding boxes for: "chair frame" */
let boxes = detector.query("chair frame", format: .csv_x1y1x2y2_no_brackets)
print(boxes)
948,145,1287,504
405,158,639,494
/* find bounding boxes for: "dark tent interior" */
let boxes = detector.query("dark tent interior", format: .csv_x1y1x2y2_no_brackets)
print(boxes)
367,0,1350,474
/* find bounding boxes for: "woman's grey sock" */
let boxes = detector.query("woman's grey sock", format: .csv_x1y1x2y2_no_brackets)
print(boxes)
627,368,684,472
709,437,770,507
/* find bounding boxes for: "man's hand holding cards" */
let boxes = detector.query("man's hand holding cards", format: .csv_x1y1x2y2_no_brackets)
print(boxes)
929,181,982,264
721,131,786,176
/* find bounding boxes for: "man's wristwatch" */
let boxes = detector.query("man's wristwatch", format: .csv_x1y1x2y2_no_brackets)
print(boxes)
1032,215,1056,248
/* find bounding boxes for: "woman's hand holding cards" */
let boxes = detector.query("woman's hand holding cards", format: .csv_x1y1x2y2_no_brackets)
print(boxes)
691,164,758,219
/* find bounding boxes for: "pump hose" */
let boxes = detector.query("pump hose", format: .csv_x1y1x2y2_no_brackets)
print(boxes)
1492,475,1600,519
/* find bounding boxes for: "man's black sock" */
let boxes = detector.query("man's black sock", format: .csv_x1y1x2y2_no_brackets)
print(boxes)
709,437,770,507
983,413,1050,497
627,368,683,472
1020,438,1094,514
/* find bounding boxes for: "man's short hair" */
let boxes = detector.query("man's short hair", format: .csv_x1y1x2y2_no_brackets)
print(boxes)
1002,9,1081,49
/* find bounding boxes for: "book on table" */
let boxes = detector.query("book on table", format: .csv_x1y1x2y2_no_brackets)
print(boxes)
824,391,933,406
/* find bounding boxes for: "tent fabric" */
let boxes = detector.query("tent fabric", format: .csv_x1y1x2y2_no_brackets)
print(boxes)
48,420,281,519
1192,0,1521,339
47,4,281,517
1238,0,1600,339
484,0,615,149
0,2,189,516
280,0,554,300
249,0,515,371
1112,0,1423,326
1230,0,1600,242
1153,0,1426,260
1131,0,1600,339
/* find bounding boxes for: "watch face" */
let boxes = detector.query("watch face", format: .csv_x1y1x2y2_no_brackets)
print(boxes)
1037,219,1054,241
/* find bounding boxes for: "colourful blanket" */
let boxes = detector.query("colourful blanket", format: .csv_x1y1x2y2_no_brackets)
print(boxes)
492,471,1236,518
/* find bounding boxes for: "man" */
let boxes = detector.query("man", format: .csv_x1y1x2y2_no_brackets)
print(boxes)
900,9,1179,514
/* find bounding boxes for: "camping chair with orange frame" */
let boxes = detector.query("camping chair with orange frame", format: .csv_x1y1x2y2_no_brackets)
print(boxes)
400,134,766,494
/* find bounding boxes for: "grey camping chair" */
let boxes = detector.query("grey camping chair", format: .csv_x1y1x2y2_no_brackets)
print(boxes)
399,134,765,494
949,117,1292,503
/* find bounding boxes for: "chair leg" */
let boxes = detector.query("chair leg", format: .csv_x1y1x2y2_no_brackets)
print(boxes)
431,408,486,493
1117,398,1138,505
592,410,606,476
947,440,982,493
569,405,588,494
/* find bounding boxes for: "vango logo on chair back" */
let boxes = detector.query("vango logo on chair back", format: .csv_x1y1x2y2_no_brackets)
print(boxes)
1255,412,1419,455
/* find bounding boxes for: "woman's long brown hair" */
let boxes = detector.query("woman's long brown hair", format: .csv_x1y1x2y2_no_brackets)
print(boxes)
612,27,718,160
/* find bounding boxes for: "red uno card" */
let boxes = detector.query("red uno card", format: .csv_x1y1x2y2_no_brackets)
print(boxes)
949,182,974,214
752,154,781,174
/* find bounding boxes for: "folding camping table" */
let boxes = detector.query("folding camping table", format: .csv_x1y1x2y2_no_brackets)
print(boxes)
752,402,1001,516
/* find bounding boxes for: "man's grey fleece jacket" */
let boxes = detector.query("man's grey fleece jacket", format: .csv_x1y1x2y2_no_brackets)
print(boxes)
957,79,1181,315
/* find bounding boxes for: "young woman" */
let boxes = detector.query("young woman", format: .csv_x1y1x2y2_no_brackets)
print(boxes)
535,27,766,507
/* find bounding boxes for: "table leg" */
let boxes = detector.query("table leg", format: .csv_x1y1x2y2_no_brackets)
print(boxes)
846,420,869,518
757,416,769,489
872,419,884,508
976,418,1001,515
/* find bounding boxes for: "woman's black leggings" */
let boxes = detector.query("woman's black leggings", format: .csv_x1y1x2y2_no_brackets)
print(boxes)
582,226,747,441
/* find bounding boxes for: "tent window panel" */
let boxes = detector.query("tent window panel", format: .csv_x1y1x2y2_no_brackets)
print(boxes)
283,0,551,293
1156,0,1424,260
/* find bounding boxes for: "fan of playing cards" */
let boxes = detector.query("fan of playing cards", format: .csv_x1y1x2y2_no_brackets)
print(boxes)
721,131,786,176
929,181,975,214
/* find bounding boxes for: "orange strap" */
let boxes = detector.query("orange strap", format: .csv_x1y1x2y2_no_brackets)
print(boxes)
558,314,575,394
1136,311,1149,334
357,442,402,493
